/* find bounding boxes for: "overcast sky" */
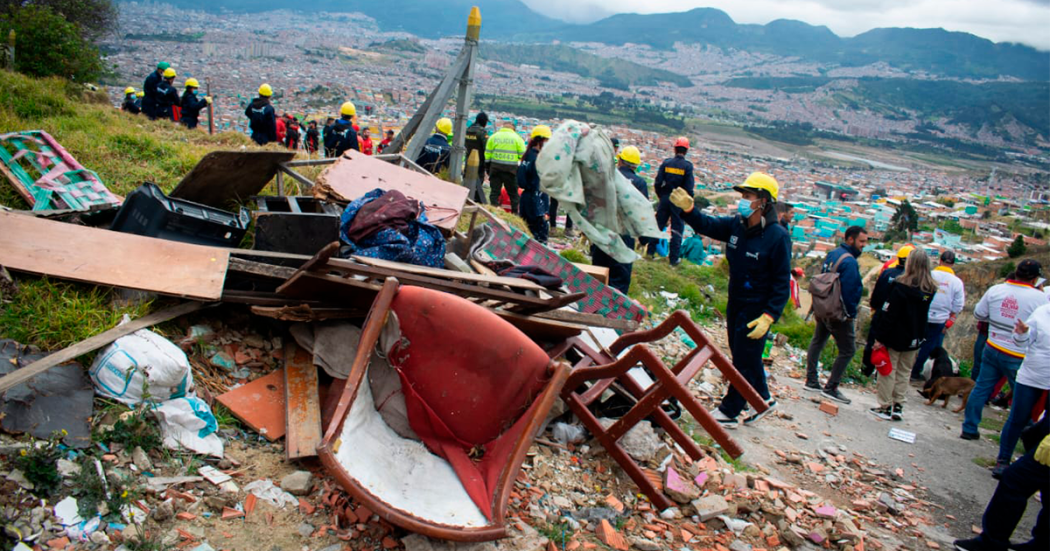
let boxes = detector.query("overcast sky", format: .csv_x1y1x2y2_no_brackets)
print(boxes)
521,0,1050,50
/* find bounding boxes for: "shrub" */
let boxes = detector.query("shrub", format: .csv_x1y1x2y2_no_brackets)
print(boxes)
1,5,103,82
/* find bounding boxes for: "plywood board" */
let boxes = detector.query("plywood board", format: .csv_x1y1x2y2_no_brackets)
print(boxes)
314,149,467,231
170,151,295,209
284,341,322,460
215,369,286,441
0,211,228,300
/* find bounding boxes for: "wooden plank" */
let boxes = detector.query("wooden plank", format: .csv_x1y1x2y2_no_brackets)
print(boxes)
216,369,286,441
575,263,610,286
0,210,229,300
313,149,467,231
0,301,208,394
352,255,546,292
227,257,298,280
284,341,322,459
533,309,640,332
249,305,364,322
495,310,584,341
170,151,296,209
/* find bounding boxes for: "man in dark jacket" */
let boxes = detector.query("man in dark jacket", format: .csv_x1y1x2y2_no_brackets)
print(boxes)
179,78,210,130
862,245,914,375
122,87,141,114
592,146,646,294
671,172,791,427
141,61,168,119
416,118,452,174
324,102,359,157
305,120,320,154
463,112,489,203
804,226,869,404
245,84,277,145
154,68,180,122
649,137,695,265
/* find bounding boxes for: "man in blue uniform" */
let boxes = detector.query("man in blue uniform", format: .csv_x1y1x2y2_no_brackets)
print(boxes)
591,145,646,294
416,118,453,174
650,137,695,265
670,172,791,427
323,102,359,157
154,67,180,122
517,125,552,243
245,84,277,145
142,61,168,120
179,78,211,130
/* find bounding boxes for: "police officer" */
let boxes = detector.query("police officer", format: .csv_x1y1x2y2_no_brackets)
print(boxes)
179,78,211,130
416,118,453,174
486,120,527,212
142,61,168,119
650,137,695,265
154,67,180,122
324,102,359,157
517,125,552,243
591,145,647,295
122,87,141,114
463,112,489,203
245,84,277,145
670,172,791,427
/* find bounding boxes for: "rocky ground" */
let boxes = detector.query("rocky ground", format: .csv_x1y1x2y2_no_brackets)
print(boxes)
0,294,1039,551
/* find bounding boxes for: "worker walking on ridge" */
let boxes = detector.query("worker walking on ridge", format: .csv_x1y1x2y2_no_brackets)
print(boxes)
670,172,791,427
416,117,453,174
324,101,360,157
121,87,141,114
591,145,647,295
245,84,277,145
463,112,490,203
154,67,180,122
517,125,552,244
141,61,168,120
179,78,211,130
486,120,527,213
650,137,695,266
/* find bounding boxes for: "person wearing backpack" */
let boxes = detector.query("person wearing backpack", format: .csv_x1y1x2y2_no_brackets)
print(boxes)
869,251,939,421
804,226,868,404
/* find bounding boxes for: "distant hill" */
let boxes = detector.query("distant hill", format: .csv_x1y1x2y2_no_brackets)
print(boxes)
479,43,693,89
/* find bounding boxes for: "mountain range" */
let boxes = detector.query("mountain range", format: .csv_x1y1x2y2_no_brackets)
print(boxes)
133,1,1050,81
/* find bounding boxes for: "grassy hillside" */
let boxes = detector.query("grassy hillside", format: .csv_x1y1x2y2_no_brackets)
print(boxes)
480,43,693,89
0,70,266,350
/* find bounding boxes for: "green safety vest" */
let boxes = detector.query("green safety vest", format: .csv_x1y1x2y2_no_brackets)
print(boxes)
485,128,526,167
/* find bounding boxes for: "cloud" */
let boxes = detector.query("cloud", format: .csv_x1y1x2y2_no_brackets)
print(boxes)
522,0,1050,50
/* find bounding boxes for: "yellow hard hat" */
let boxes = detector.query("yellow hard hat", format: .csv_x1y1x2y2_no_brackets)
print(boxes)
258,83,273,97
185,78,199,88
619,145,641,166
136,91,144,97
436,117,453,135
734,172,779,202
162,67,176,78
340,101,356,116
530,125,552,140
124,87,135,95
897,244,915,259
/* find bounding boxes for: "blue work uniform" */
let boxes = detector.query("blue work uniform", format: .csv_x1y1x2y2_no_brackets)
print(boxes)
650,154,694,264
324,117,359,156
142,70,161,119
180,90,208,130
682,209,791,418
416,133,452,174
591,165,649,295
245,97,277,145
517,147,549,243
154,81,180,122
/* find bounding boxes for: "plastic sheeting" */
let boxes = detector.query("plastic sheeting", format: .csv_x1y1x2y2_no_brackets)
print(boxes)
537,121,661,263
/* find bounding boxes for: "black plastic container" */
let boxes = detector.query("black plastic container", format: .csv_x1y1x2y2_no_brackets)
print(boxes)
109,182,250,247
252,195,342,255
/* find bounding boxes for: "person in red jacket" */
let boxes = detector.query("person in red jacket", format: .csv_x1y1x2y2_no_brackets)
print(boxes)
359,127,374,155
276,114,287,144
378,129,394,153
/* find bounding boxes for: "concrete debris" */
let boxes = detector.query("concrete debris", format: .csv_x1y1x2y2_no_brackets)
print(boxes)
280,470,314,496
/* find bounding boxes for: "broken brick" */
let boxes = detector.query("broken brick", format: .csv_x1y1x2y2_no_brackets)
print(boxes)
175,512,197,521
819,401,839,416
596,519,629,551
221,507,244,520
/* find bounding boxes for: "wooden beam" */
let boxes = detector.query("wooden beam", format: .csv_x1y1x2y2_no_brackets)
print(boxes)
404,49,470,162
284,341,323,460
0,301,209,394
227,257,299,280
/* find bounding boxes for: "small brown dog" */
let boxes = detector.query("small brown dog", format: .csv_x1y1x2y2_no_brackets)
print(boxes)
919,377,976,413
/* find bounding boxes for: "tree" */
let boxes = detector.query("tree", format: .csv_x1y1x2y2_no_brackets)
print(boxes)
0,5,103,81
890,200,918,234
1007,235,1027,258
0,0,117,41
694,195,711,210
981,210,992,220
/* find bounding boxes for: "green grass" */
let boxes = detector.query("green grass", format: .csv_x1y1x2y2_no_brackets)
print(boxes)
979,413,1006,433
211,403,242,431
628,258,729,322
774,306,872,386
972,457,996,468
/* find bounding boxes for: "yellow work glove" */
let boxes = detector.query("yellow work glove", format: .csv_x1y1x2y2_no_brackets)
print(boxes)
746,313,774,339
205,96,213,104
670,188,694,212
1036,435,1050,467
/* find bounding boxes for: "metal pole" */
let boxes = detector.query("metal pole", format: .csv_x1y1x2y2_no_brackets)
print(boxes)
206,82,214,135
448,7,481,184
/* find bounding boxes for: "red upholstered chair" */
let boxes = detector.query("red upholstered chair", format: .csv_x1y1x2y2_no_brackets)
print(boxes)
318,278,569,541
